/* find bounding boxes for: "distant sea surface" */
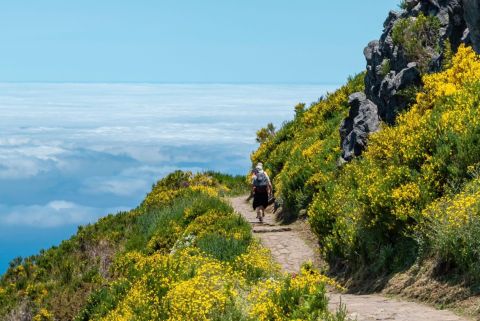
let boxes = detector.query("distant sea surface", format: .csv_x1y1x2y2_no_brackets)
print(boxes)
0,83,338,273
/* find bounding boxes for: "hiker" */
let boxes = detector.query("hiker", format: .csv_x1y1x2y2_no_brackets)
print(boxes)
252,163,272,223
247,162,263,201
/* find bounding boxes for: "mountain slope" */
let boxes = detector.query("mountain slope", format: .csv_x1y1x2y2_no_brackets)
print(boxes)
253,37,480,320
0,172,346,321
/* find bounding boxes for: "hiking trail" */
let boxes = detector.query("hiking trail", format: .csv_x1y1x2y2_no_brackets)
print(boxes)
229,195,470,321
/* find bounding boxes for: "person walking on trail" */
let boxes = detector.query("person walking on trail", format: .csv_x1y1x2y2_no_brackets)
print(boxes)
252,163,272,223
247,162,263,201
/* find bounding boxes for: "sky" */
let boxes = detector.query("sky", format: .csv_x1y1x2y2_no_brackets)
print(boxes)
0,0,398,83
0,1,401,272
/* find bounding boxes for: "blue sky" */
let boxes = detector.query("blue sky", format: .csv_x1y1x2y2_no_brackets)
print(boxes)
0,0,398,83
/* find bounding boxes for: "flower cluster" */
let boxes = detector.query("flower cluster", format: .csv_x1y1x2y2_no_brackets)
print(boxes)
251,73,365,219
254,45,480,276
56,172,341,321
249,264,344,321
310,45,480,264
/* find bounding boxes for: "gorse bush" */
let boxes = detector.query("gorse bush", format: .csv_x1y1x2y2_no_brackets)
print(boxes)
252,73,365,222
248,263,346,321
255,45,480,280
256,123,276,144
420,177,480,280
0,171,346,321
315,45,480,272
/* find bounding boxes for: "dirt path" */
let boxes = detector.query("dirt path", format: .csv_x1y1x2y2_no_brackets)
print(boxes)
229,195,470,321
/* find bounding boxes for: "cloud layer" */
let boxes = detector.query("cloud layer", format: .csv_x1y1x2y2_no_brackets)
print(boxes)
0,83,335,271
0,201,127,228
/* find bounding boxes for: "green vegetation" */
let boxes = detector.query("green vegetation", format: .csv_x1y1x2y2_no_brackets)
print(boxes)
253,46,480,285
379,59,391,77
398,0,409,10
0,171,345,321
252,73,365,222
392,13,441,72
3,6,480,318
256,123,276,144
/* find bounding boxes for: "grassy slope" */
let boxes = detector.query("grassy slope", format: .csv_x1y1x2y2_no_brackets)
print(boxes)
0,171,347,321
253,46,480,311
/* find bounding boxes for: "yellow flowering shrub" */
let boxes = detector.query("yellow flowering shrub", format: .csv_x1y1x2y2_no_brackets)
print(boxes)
251,73,365,220
249,264,344,321
310,45,480,271
163,261,241,321
419,178,480,278
253,45,480,278
234,241,281,282
0,171,254,320
249,278,284,321
63,171,345,321
33,308,54,321
305,46,480,270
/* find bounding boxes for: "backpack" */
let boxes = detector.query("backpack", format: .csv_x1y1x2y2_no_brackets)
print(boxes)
254,171,268,187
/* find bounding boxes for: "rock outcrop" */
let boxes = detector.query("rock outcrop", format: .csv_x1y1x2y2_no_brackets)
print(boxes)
463,0,480,53
340,0,470,162
364,0,466,125
339,93,380,162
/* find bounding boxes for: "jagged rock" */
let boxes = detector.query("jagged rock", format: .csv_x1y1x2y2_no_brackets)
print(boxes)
339,0,480,161
462,28,472,44
463,0,480,53
405,0,420,10
378,63,422,121
365,0,466,125
340,93,380,162
341,0,470,161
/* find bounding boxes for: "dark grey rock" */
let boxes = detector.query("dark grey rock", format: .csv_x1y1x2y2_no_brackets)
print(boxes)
363,0,466,125
340,93,380,162
404,0,421,10
463,0,480,53
462,28,472,44
340,0,476,161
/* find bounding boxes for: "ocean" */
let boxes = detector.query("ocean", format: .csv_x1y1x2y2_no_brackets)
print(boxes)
0,83,337,273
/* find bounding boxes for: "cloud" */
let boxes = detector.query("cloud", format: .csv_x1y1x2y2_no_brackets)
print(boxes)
0,201,127,228
84,177,150,196
0,137,32,146
0,139,65,179
80,165,203,197
0,83,334,213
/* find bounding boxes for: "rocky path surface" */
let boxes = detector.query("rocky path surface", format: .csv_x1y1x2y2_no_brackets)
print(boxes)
229,195,470,321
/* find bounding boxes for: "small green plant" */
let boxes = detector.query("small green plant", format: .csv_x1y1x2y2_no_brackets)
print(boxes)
442,39,454,70
380,59,392,77
392,13,441,72
397,84,421,106
398,0,409,10
294,102,306,118
256,123,276,144
196,234,250,262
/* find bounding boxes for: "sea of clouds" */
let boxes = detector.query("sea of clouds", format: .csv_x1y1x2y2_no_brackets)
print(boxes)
0,83,337,272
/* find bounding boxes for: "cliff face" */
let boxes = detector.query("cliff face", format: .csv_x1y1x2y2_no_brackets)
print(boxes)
340,0,478,161
464,0,480,52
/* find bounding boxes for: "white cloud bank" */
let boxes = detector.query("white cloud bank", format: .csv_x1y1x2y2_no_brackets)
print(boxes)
0,201,127,228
